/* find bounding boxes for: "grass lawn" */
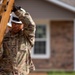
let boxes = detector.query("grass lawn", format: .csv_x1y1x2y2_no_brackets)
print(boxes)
48,71,75,75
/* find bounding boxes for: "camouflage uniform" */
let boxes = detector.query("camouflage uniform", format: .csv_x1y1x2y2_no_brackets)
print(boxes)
0,9,36,75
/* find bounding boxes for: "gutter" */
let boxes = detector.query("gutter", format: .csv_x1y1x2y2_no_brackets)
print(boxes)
46,0,75,12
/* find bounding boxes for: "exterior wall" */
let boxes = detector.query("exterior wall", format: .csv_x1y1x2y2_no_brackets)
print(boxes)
50,21,74,70
32,21,74,71
15,0,75,19
15,0,75,72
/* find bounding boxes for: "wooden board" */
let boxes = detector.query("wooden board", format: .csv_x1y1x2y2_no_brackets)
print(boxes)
0,0,14,47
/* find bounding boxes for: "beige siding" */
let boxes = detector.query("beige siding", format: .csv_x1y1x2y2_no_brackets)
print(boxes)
15,0,75,19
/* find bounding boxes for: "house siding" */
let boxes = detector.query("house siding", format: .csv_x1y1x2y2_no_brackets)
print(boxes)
32,21,74,71
15,0,75,19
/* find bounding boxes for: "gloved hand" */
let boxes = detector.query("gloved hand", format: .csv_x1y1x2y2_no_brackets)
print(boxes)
12,6,21,12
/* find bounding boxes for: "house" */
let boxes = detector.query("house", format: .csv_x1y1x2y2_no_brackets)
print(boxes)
15,0,75,75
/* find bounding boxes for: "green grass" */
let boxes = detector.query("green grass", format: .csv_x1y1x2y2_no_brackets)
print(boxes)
48,71,75,75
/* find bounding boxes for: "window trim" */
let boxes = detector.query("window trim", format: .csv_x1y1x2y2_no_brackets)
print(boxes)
31,19,50,59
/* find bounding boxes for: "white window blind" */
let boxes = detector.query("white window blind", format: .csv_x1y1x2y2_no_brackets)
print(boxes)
31,22,50,59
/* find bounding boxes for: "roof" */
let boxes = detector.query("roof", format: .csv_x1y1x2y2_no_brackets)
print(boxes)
58,0,75,7
46,0,75,12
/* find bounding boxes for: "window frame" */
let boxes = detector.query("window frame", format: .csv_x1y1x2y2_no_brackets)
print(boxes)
31,19,50,59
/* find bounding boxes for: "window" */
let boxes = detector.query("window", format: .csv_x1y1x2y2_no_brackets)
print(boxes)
31,20,50,59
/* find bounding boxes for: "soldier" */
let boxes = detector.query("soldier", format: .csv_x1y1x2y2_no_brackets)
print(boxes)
0,6,36,75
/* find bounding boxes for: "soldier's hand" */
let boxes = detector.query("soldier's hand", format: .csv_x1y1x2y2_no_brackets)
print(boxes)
12,6,21,12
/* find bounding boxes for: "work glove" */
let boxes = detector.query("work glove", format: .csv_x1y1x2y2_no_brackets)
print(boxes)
12,6,21,12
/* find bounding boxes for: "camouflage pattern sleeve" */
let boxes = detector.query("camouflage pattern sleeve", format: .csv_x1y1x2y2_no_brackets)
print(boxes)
14,8,36,47
0,48,1,58
0,45,3,59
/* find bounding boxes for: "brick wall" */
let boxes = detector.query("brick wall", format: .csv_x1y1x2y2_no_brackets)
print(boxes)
50,21,74,70
32,21,74,71
29,72,47,75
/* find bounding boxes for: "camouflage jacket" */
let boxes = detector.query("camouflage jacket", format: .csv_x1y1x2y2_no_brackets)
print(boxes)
0,8,36,74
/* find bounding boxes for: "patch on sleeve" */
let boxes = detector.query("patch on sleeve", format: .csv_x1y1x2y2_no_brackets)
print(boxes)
20,43,26,50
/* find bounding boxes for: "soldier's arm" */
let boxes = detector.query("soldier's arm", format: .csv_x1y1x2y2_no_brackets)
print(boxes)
0,48,1,58
0,45,3,58
14,8,36,47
